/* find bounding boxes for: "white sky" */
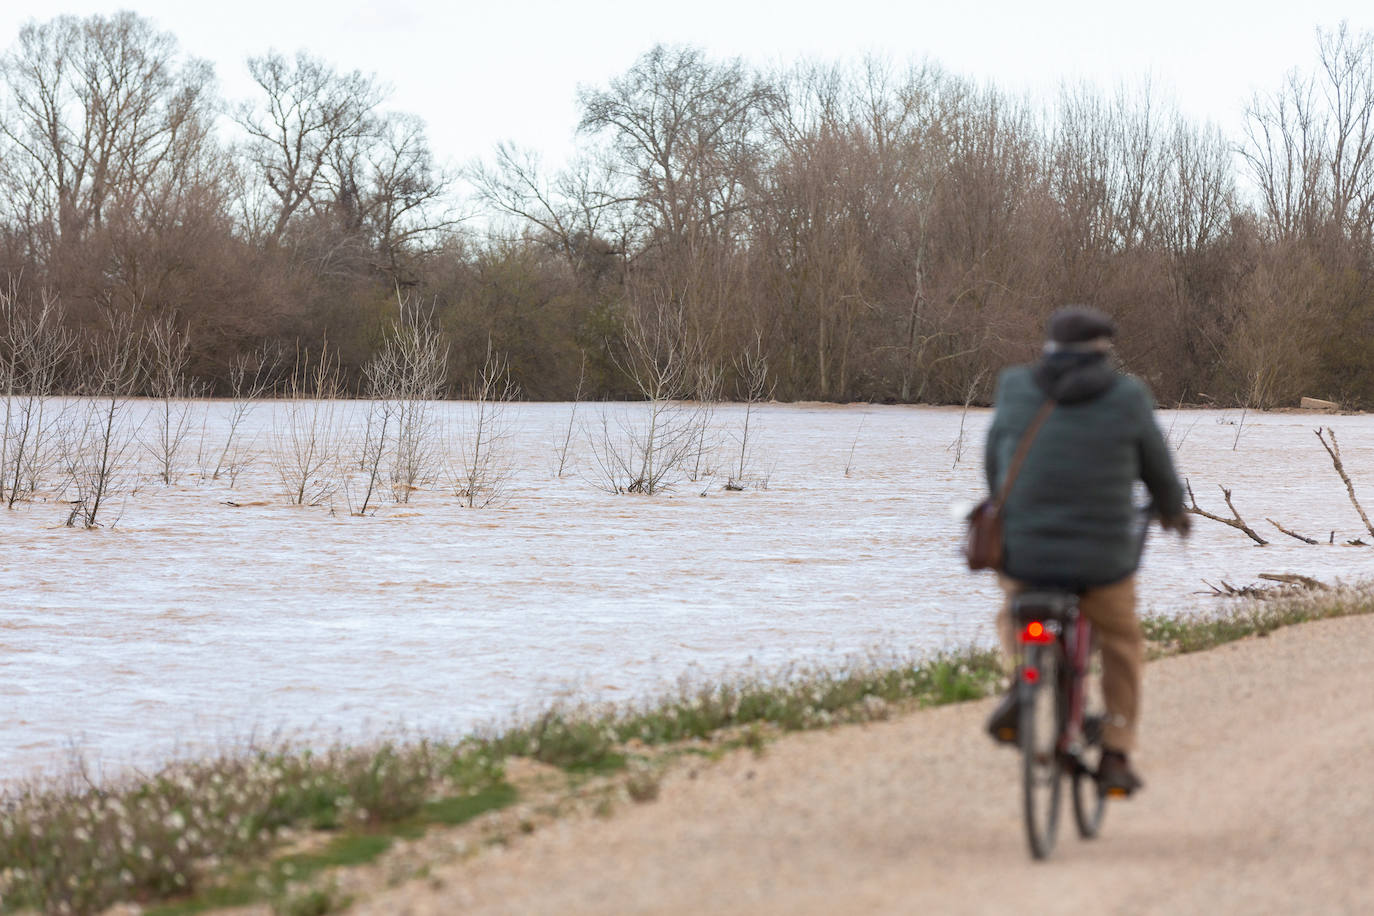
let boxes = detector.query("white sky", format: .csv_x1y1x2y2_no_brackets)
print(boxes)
1,1,1371,181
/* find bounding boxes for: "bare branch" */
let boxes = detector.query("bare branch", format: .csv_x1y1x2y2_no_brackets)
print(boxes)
1266,518,1319,544
1315,426,1374,537
1185,479,1269,545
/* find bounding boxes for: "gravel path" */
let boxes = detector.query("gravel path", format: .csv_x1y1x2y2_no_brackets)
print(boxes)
351,615,1374,915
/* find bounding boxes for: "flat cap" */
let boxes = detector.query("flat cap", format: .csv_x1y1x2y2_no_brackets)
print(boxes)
1047,306,1116,344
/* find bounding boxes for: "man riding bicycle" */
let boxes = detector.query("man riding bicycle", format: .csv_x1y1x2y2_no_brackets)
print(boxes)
983,306,1189,795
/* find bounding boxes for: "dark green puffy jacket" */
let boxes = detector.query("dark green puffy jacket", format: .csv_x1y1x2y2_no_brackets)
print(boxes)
983,353,1184,587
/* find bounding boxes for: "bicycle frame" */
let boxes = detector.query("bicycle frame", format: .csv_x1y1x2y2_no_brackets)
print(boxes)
1017,601,1091,758
1060,613,1093,757
1015,590,1110,859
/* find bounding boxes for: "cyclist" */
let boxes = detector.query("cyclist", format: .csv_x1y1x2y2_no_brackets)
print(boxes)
982,306,1190,795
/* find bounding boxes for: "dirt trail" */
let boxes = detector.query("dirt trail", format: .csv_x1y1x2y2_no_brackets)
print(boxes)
352,615,1374,915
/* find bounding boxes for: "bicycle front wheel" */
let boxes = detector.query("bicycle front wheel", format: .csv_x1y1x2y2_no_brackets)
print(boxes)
1020,642,1063,860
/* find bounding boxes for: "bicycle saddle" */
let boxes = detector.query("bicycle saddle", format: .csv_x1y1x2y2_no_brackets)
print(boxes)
1011,590,1079,624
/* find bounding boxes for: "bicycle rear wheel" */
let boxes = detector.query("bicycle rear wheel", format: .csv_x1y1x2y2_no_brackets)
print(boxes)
1020,642,1063,860
1072,643,1108,838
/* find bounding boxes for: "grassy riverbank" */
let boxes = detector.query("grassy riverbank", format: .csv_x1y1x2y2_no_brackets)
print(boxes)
4,583,1371,915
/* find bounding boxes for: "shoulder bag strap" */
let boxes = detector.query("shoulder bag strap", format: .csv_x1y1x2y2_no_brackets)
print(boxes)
993,399,1055,515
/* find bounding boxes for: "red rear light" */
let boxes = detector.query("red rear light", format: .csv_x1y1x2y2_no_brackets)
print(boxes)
1022,667,1040,684
1019,620,1054,644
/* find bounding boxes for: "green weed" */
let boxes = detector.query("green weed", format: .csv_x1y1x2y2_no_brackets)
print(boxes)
1143,583,1374,656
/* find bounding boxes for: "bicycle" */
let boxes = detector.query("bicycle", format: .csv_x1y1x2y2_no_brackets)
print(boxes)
1007,507,1153,860
1011,588,1111,860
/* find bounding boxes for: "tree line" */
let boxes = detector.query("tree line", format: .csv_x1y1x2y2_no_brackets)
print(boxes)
2,12,1373,407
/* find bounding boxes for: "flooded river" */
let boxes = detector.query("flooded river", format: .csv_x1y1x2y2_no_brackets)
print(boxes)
3,401,1371,780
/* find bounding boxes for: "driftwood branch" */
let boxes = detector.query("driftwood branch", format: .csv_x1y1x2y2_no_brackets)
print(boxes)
1257,573,1326,589
1203,574,1327,598
1315,427,1374,538
1266,518,1319,544
1185,479,1268,545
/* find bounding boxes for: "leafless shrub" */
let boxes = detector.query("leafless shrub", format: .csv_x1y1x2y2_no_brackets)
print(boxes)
1164,405,1201,453
344,311,448,514
383,307,449,503
585,299,709,495
141,315,202,485
1,284,74,507
452,342,517,508
553,352,586,478
272,346,344,507
947,368,988,468
844,412,869,478
726,340,774,491
211,344,278,483
63,310,146,528
584,402,706,497
687,361,723,483
343,396,391,517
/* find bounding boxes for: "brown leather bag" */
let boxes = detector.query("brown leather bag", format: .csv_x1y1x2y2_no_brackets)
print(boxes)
965,400,1055,571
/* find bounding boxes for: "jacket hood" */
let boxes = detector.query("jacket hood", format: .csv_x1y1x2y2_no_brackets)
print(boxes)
1032,351,1119,404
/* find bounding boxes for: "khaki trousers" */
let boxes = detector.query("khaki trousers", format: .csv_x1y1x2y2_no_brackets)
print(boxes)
996,575,1143,753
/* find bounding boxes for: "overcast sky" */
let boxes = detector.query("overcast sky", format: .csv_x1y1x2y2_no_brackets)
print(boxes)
1,1,1370,178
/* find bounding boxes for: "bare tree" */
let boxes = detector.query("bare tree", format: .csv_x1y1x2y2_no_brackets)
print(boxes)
360,113,458,282
470,143,622,271
1241,24,1374,243
579,45,776,249
236,50,384,241
1318,23,1374,241
579,45,777,362
0,13,215,247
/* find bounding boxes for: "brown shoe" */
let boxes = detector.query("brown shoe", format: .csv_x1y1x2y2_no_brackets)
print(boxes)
1097,749,1143,797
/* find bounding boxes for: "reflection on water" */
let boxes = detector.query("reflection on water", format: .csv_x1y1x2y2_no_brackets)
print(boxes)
3,401,1371,780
